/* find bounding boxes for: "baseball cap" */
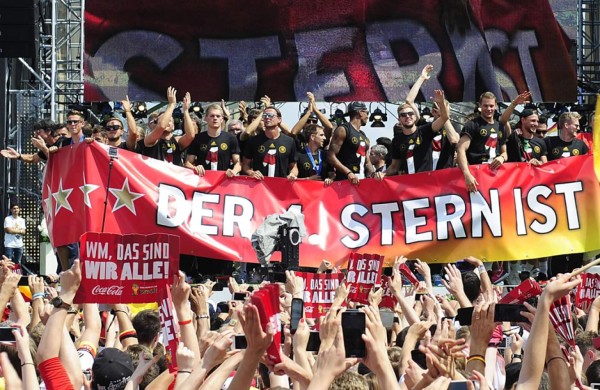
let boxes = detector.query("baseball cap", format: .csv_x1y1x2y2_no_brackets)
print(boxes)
345,102,368,116
92,348,134,390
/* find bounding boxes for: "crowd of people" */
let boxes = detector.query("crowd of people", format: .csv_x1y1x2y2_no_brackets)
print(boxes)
0,64,597,389
0,254,597,389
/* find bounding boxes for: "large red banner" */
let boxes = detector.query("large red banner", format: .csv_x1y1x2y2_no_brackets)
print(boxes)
43,142,600,268
84,0,576,102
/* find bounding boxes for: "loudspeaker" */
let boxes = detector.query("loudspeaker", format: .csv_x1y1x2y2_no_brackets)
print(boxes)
0,0,38,58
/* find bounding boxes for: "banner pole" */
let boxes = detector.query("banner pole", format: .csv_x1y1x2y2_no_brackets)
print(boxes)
101,147,119,232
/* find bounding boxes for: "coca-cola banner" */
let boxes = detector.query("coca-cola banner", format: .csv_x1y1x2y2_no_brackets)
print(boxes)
346,253,384,305
158,287,179,373
575,273,600,312
74,232,180,304
297,272,345,319
44,143,600,267
84,0,576,102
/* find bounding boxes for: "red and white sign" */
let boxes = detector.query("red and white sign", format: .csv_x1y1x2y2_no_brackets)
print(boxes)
575,273,600,312
74,232,180,304
251,284,282,365
379,275,397,309
297,272,345,319
346,253,383,305
158,287,179,373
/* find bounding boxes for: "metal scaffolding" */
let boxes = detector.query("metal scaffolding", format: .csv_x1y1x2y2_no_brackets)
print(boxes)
579,0,600,100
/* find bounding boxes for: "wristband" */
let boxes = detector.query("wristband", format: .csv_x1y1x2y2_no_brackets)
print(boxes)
32,292,45,301
512,354,522,360
118,329,137,342
346,171,353,177
21,362,34,367
178,319,192,326
478,264,486,274
546,356,565,366
177,370,191,374
466,354,486,366
196,314,209,320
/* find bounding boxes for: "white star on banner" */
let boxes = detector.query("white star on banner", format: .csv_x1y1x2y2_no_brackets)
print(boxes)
80,175,100,208
52,179,73,214
109,178,144,215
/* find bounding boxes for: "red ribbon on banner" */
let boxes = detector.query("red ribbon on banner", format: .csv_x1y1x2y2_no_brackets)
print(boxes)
74,232,180,304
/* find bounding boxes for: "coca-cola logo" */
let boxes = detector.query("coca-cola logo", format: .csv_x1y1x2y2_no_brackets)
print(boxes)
91,285,124,296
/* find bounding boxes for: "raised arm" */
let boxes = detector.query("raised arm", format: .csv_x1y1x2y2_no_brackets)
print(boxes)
178,92,196,150
430,90,449,132
145,86,177,147
499,91,531,138
122,96,140,151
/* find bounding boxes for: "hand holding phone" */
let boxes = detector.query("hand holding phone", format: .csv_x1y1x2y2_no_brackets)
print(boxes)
341,309,366,358
290,298,304,334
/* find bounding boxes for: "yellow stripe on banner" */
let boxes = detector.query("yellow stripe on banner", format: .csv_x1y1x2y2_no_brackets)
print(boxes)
594,94,600,182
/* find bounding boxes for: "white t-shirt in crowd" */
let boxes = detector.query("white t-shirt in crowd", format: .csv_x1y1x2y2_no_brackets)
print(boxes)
4,215,25,248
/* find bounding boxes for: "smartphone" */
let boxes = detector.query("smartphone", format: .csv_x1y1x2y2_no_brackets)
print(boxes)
590,383,600,389
269,272,287,283
234,334,247,349
341,310,366,358
415,293,428,301
448,380,472,390
456,304,528,326
18,276,29,286
0,327,16,343
456,260,476,272
306,331,321,351
379,310,394,329
290,298,304,334
233,292,248,301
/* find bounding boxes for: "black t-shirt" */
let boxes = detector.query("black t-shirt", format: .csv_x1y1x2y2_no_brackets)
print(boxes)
545,136,589,161
391,123,437,173
187,131,240,171
138,137,184,166
243,132,297,178
506,132,547,162
296,147,330,179
460,117,505,165
333,123,370,180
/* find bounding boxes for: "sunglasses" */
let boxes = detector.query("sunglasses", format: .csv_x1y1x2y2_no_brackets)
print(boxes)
105,125,122,131
262,113,276,119
307,119,318,124
399,112,415,118
536,131,548,136
66,120,81,125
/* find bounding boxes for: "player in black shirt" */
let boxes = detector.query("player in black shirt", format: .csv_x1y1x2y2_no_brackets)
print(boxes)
185,104,241,177
296,124,333,182
545,112,589,161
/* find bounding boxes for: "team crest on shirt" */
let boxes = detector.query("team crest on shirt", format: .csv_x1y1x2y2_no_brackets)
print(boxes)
480,129,488,136
220,143,228,151
552,147,560,155
304,162,311,170
199,144,208,151
573,149,580,155
534,145,541,154
258,145,266,153
351,137,358,144
279,146,287,153
399,144,407,151
416,137,421,145
409,139,414,144
498,131,503,139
